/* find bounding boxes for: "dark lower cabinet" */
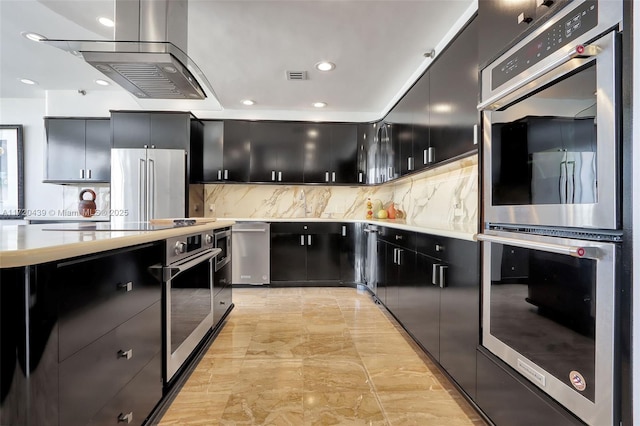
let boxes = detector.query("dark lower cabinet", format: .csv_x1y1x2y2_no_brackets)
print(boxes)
270,222,340,283
476,347,583,426
339,223,358,284
0,243,164,426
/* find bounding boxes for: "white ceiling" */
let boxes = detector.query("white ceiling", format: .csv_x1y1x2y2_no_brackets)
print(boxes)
1,0,475,122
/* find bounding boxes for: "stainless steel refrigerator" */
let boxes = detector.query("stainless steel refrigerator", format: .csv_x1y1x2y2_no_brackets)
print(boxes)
111,148,186,222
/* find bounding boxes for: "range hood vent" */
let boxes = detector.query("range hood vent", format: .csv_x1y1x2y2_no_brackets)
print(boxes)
44,0,213,100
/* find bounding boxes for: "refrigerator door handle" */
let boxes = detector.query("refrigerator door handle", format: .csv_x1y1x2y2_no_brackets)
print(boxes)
148,158,155,220
139,159,146,222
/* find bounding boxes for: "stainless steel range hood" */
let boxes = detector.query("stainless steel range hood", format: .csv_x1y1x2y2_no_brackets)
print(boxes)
44,0,212,100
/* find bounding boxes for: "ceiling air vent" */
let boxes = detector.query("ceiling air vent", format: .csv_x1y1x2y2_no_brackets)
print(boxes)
286,71,308,80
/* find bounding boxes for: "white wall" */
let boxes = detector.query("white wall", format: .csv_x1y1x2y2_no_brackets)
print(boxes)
0,97,64,213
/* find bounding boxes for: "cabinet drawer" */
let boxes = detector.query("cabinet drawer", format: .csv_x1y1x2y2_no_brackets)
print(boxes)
415,233,447,260
378,227,415,250
89,353,162,426
57,246,161,360
213,285,232,326
59,302,161,426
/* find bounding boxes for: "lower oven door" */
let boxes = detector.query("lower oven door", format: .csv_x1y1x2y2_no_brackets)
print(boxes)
478,230,617,425
163,248,219,382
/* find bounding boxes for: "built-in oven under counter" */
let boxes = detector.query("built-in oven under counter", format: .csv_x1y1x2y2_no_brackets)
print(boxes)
150,229,220,385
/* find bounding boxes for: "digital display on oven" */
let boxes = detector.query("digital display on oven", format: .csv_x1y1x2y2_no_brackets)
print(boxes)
491,1,598,91
186,234,202,252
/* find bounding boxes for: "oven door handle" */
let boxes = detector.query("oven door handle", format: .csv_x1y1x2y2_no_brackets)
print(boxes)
478,44,600,111
476,234,600,259
149,248,221,282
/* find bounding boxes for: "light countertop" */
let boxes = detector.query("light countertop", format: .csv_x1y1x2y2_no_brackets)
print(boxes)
0,220,235,269
224,217,477,241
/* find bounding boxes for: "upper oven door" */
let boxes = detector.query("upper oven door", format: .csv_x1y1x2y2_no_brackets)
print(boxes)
480,1,621,230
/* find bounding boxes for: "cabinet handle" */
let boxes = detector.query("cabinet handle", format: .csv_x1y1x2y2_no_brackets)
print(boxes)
80,169,85,179
118,349,133,360
393,248,399,264
428,147,435,163
117,281,133,292
143,144,148,149
118,412,133,423
517,12,533,24
308,235,312,246
435,244,443,252
272,170,276,181
301,235,305,246
88,169,92,179
150,145,156,149
432,264,440,286
325,172,330,182
331,171,336,182
224,169,229,180
278,171,282,182
536,0,553,7
220,300,226,305
218,170,222,180
342,225,347,237
473,124,478,146
358,172,363,183
423,149,428,165
388,167,393,177
439,265,448,288
397,249,403,266
408,157,414,171
395,235,403,240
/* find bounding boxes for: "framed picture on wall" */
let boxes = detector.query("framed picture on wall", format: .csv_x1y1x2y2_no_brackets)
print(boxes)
0,125,25,219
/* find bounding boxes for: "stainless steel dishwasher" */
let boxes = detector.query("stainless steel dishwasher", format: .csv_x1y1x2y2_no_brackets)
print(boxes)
231,222,270,285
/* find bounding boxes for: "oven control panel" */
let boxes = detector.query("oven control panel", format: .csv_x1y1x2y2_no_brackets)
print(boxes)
491,1,599,90
166,231,214,263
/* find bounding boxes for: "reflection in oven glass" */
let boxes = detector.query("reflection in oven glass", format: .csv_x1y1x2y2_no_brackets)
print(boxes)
490,244,596,402
170,263,212,353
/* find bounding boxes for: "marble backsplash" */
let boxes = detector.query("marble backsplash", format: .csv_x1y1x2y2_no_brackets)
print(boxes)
203,156,478,228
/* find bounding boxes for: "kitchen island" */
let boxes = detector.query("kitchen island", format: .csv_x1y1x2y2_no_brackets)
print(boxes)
0,220,234,426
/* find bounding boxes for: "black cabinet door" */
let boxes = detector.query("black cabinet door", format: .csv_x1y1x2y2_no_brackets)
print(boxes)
384,243,399,313
375,240,387,304
111,112,150,148
331,124,358,183
202,120,224,182
429,18,478,164
270,231,307,281
339,223,357,284
411,72,431,169
303,123,332,183
394,247,417,324
356,124,373,184
223,121,251,182
45,118,87,181
250,122,281,182
478,0,536,67
149,113,189,149
276,122,305,183
84,119,111,181
409,253,440,360
438,238,479,398
306,231,341,281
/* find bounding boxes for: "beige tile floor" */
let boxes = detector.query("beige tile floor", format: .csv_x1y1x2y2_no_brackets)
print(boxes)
158,287,487,425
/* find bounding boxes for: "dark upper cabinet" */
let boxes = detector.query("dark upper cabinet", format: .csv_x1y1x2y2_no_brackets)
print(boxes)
44,118,111,183
303,123,358,184
250,122,304,183
330,124,358,184
356,123,376,184
303,123,332,183
478,0,569,67
202,120,250,183
111,111,190,150
429,17,479,163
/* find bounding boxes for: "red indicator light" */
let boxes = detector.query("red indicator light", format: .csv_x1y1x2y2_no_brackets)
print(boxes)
577,248,585,257
576,45,585,54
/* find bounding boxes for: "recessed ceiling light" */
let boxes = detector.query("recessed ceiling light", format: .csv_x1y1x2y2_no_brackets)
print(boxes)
315,61,336,72
95,79,110,86
21,32,46,42
242,99,255,106
97,16,115,27
19,78,37,85
313,102,327,108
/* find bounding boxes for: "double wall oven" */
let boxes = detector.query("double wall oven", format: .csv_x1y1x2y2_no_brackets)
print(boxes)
478,1,622,425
